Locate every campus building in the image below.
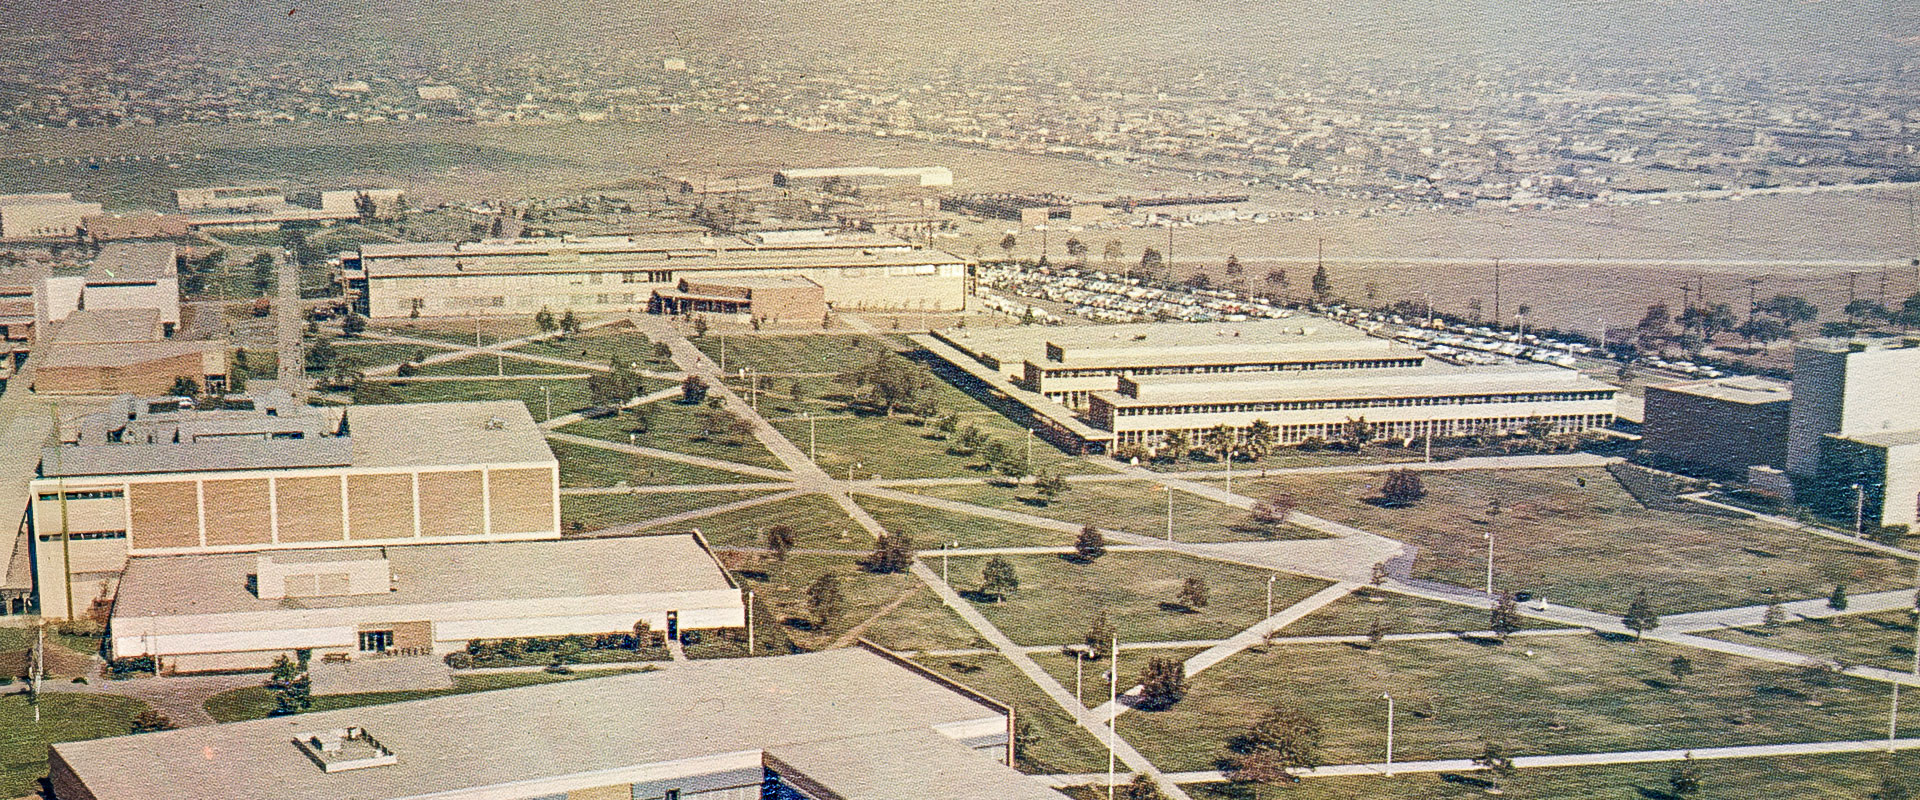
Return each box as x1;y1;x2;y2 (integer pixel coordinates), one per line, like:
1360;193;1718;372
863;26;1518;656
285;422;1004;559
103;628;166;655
920;320;1616;454
0;193;102;240
108;534;744;673
30;308;227;396
26;394;558;619
340;233;967;319
775;165;954;188
1088;364;1617;450
35;242;181;333
49;645;1050;800
1786;337;1920;528
647;276;827;324
1642;375;1793;479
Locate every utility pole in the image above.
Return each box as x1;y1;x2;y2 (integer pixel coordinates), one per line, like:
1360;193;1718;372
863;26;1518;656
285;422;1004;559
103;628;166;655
1484;530;1495;599
1745;277;1762;323
1383;692;1395;776
1166;484;1174;541
1107;634;1118;800
51;406;74;620
746;590;755;654
1266;573;1277;618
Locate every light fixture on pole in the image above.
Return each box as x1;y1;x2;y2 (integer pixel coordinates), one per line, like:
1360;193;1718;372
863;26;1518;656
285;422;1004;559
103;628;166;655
1484;530;1494;599
1382;692;1395;776
746;590;755;655
1854;483;1866;536
1165;484;1174;541
1266;573;1277;618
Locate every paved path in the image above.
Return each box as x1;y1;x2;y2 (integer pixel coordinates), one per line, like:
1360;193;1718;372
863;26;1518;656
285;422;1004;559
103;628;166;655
1659;587;1919;632
63;671;263;727
1039;736;1920;786
1148;452;1622;481
1088;582;1359;719
544;431;795;481
561;483;790;495
568;489;805;538
366;372;594;382
539;386;682;430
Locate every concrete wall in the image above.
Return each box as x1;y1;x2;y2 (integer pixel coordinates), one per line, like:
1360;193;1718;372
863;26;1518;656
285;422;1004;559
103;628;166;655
365;263;965;319
1094;395;1616;447
34;350;213;396
1642;387;1791;479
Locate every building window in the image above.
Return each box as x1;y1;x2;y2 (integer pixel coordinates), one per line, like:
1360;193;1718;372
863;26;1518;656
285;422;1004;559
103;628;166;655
358;631;394;653
38;530;127;542
38;489;124;502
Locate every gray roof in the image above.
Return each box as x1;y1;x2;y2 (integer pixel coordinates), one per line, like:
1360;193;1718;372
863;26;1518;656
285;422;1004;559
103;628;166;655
52;647;1014;800
1108;364;1612;405
112;534;734;620
767;728;1059;800
47;308;161;344
85;242;176;284
344;401;553;469
940;318;1370;373
1835;428;1920;449
1649;375;1792;405
42;437;353;477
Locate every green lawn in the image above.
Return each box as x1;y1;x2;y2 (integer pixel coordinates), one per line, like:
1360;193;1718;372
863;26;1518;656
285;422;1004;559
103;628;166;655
1230;468;1912;614
203;667;656;723
767;411;1097;480
1032;647;1211;710
1147;450;1425;473
552;439;773;488
690;333;883;374
715;553;981;656
329;340;451;372
668;493;863;551
1282;588;1518;638
0;692;152;798
916;481;1322;544
561;490;780;532
1119;633;1920;772
560;402;788;471
941;552;1331;646
854;494;1074;549
385;377;589;421
1700;611;1919;673
1178;750;1920;799
912;653;1113;775
371;316;541;348
511;327;659;368
0;627;105;657
413;354;584;376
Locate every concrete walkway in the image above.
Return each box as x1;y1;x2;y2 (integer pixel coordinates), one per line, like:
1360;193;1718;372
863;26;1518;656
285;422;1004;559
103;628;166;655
569;489;805;538
544;431;796;481
560;483;791;495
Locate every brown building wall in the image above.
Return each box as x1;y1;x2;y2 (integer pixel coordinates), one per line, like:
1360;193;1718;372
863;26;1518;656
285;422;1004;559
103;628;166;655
749;284;827;324
1642;387;1792;479
275;475;346;543
45;749;101;800
417;469;485;536
36;355;196;396
127;481;200;549
201;478;272;546
347;472;415;540
488;467;556;534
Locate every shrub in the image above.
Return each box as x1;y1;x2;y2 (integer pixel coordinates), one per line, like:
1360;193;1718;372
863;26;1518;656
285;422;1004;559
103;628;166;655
443;652;474;669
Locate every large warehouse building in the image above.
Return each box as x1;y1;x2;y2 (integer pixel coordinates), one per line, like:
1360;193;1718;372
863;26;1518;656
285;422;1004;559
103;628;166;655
108;534;744;672
27;393;558;619
340;232;967;319
0;193;102;240
50;646;1052;800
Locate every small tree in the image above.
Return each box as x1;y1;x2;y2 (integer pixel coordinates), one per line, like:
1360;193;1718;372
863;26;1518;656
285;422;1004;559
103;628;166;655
1175;577;1210;611
860;532;915;574
168;376;200;399
341;313;367;337
559;309;582;336
1074;523;1107;562
1378;469;1426;506
1473;742;1517;793
934;412;959;440
267;654;311;716
1136;657;1187;710
1490;592;1522;642
1762;601;1787;628
806;572;844;628
1829;584;1849;611
1623;590;1660;641
1311;263;1333;300
691;315;710;337
979;556;1018;602
130;709;175;733
1668;752;1701;796
998;233;1017;260
1085;611;1117;659
765;525;796;560
1669;654;1695;685
535;306;558;334
1250;493;1295;527
1121;774;1165;800
1225;706;1323;783
680;375;709;404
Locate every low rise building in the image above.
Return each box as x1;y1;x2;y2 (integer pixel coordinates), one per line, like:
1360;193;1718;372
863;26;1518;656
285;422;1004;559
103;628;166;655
35;242;180;332
1642;376;1793;479
50;645;1048;800
27;395;558;619
174;185;285;212
108;533;744;672
776;165;954;188
0;193;102;240
30;308;227;396
343;233;967;318
648;275;826;324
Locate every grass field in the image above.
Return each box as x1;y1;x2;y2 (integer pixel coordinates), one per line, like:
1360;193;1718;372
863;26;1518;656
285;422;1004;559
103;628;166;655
663;492;862;551
0;627;106;657
1282;587;1520;638
1173;749;1920;799
715;552;981;655
1117;633;1920;772
689;333;882;375
1031;647;1212;710
552;439;774;487
328;341;448;372
911;653;1113;775
916;481;1321;544
560;401;788;471
413;354;584;376
767;410;1097;480
202;667;652;723
854;494;1074;549
0;692;153;798
1229;468;1912;614
560;490;780;532
511;327;661;368
372;316;542;348
939;552;1331;646
385;377;589;421
1701;611;1919;673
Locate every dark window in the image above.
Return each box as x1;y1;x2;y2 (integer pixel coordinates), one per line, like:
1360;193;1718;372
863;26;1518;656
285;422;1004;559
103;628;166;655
358;631;394;653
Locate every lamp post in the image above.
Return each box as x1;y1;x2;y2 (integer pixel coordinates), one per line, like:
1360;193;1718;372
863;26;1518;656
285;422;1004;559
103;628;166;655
1484;530;1495;599
1107;634;1118;800
746;589;755;655
1266;573;1277;618
1383;692;1395;776
1854;483;1866;536
849;461;861;483
1165;484;1174;541
942;540;958;585
802;412;816;462
541;385;552;422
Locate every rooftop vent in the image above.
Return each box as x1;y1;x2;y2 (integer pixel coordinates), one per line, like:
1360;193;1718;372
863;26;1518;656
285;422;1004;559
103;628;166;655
483;417;506;431
294;727;397;773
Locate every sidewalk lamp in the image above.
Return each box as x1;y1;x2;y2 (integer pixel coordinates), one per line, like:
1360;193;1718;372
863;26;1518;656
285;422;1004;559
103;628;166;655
1266;573;1278;618
848;461;862;483
541;384;552;422
1484;530;1495;599
1166;484;1175;541
941;539;959;585
1382;692;1395;776
1854;483;1865;536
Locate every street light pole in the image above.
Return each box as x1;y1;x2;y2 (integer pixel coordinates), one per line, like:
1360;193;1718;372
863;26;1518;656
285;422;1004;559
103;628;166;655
1484;531;1494;599
746;590;755;655
1107;634;1118;800
1855;483;1866;536
808;413;816;462
1166;484;1174;541
1266;573;1277;618
542;385;551;422
1383;692;1395;776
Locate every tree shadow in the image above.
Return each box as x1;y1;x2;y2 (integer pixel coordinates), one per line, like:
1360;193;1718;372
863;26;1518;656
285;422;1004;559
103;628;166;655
1016;496;1051;508
1635;788;1681;800
1158;602;1200;614
734;569;770;582
1439;774;1494;789
781;617;816;631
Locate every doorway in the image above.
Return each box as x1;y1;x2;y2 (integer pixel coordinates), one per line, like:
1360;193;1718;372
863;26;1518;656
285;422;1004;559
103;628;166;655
665;611;678;641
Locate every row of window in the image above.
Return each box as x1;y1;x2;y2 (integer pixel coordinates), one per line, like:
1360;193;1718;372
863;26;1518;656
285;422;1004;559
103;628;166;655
37;530;127;542
1109;391;1615;417
1110;414;1614;446
1044;359;1420;380
37;489;124;502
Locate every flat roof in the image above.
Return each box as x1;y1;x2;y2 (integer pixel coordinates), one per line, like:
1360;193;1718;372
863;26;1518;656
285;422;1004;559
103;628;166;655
345;401;553;469
359;232;914;260
1649;375;1792;405
112;534;731;619
53;647;1012;800
1107;364;1611;405
940;319;1372;372
1836;428;1920;449
36;339;221;370
361;246;963;279
43;436;354;477
1039;342;1413;371
48;308;162;344
1797;336;1920;354
85;242;176;284
767;727;1057;800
